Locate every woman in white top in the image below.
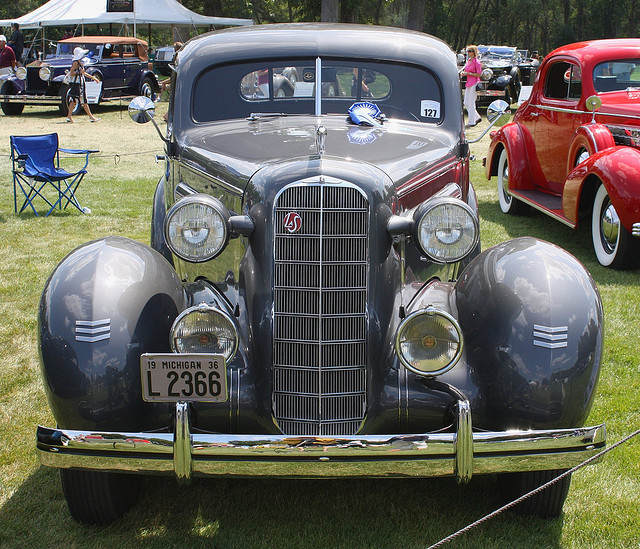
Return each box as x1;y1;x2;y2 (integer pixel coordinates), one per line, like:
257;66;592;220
66;47;101;123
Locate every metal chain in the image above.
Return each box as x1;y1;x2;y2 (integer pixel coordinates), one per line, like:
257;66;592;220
426;427;640;549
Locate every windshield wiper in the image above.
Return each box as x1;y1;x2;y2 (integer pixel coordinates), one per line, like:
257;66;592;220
247;112;290;121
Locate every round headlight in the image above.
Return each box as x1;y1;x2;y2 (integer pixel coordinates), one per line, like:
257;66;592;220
413;198;478;263
39;66;51;81
481;68;493;81
395;307;463;376
165;195;229;262
15;66;27;80
171;304;238;361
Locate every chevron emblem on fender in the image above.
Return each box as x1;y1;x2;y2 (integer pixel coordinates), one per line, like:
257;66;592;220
75;319;111;343
533;324;568;349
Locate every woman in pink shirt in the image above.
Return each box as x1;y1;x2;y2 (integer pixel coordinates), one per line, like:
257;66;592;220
462;45;482;128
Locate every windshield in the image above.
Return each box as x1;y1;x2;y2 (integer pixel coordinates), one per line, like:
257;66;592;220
478;46;516;62
55;43;102;59
593;59;640;92
193;57;444;124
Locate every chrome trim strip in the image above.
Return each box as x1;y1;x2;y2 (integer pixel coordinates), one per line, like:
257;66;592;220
632;222;640;237
37;423;605;481
532;103;640;121
533;324;568;349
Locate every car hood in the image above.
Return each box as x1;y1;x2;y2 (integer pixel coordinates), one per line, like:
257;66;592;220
598;90;640;121
176;116;461;190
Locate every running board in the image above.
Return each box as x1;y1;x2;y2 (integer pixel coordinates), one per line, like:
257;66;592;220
510;189;576;228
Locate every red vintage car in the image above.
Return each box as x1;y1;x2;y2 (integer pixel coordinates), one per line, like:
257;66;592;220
485;39;640;269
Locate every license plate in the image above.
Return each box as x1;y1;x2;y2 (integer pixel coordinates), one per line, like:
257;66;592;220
140;353;228;402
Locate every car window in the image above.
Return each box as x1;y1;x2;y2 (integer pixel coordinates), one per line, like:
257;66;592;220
593;59;640;92
544;61;581;100
195;58;442;123
240;66;391;101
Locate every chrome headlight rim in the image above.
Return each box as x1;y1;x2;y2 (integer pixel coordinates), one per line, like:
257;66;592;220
395;307;463;377
165;194;230;263
15;66;27;80
170;303;239;362
412;197;479;263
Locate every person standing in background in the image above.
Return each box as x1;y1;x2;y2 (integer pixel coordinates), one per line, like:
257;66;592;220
462;45;482;128
0;35;16;74
8;23;23;65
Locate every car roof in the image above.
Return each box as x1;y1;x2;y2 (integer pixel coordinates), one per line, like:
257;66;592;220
59;36;148;47
178;23;455;69
547;39;640;63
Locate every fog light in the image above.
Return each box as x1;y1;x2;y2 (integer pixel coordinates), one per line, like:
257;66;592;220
171;303;238;361
396;307;463;376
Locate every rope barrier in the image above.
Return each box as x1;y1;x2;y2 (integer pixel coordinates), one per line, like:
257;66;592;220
426;427;640;549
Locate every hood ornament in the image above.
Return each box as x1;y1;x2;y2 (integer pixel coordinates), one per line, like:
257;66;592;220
316;125;327;156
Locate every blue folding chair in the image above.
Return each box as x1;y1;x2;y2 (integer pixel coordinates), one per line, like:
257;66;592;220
10;133;97;217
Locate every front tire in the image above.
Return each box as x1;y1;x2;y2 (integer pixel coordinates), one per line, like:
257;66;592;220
0;82;24;115
59;84;81;116
140;76;155;99
591;183;640;269
498;469;572;518
497;149;528;215
60;469;142;524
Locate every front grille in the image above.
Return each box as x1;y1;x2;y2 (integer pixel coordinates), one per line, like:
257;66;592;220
26;68;47;93
273;184;369;436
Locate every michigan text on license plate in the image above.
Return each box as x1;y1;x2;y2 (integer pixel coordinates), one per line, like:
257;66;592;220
140;353;228;402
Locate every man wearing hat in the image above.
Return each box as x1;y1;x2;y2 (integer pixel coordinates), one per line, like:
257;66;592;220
0;35;16;75
66;46;101;122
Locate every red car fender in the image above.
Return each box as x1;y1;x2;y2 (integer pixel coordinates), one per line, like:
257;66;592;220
486;122;542;192
566;123;615;175
564;146;640;230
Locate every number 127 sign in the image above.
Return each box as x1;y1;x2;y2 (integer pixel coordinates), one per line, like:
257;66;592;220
140;353;228;402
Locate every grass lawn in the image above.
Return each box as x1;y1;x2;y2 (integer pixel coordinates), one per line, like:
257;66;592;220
0;102;638;549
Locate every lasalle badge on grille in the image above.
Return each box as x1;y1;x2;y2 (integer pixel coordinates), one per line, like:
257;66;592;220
283;212;302;233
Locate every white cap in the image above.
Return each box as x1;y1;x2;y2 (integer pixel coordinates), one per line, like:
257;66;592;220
72;47;88;61
0;35;6;42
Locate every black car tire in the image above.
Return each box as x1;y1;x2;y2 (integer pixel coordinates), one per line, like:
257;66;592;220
140;76;155;99
59;84;81;116
498;469;572;518
497;149;528;215
0;82;25;115
591;182;640;269
60;469;142;525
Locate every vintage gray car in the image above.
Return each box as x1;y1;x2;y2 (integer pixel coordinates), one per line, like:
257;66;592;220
36;24;605;524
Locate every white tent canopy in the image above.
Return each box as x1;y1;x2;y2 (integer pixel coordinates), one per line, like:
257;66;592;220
0;0;252;30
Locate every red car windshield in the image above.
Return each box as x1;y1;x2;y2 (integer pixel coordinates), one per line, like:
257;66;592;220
593;59;640;92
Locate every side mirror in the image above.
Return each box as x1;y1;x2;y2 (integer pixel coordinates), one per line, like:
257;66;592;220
128;95;155;124
487;99;511;127
467;99;511;144
128;96;169;143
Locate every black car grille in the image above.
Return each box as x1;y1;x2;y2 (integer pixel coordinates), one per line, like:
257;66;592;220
273;184;369;436
26;67;48;93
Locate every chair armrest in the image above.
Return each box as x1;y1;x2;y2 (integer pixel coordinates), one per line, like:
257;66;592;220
59;148;99;154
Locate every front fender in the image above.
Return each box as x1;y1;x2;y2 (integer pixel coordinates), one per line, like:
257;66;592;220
38;236;186;430
486;122;541;191
565;146;640;230
566;123;615;174
454;237;603;430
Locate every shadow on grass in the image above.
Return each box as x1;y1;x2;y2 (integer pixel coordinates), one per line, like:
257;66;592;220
0;467;565;549
478;200;640;285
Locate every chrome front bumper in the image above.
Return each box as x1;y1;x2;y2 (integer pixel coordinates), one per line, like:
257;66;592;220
37;401;606;484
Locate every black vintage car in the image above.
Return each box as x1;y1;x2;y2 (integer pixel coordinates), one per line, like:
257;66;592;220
36;24;605;524
0;36;159;115
460;45;538;106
